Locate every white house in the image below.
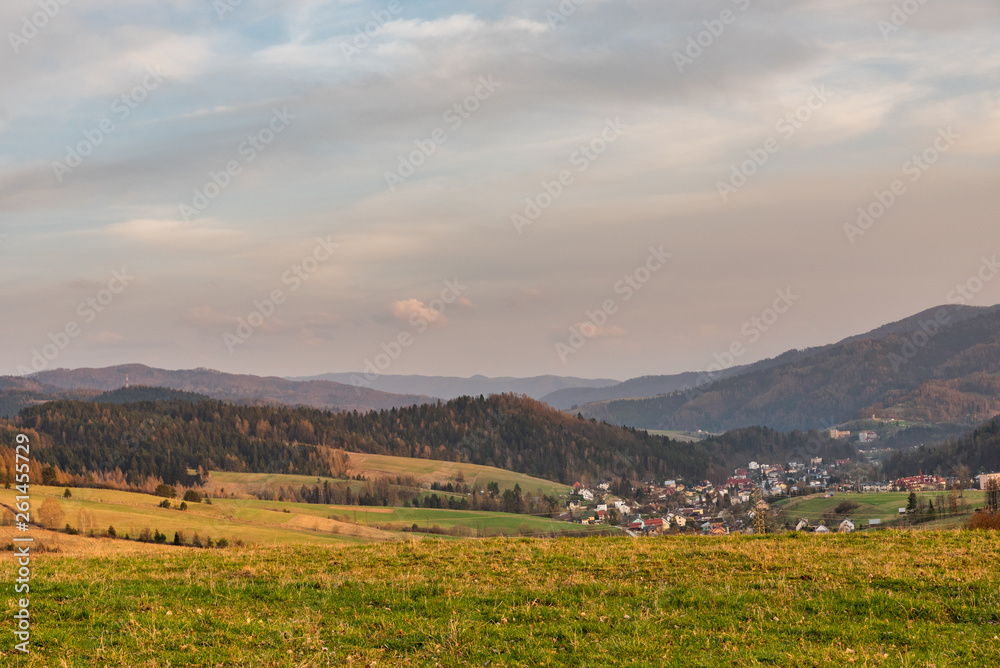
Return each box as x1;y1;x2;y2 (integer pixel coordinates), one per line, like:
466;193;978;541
838;519;855;533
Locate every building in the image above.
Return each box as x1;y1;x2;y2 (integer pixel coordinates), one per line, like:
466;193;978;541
895;473;946;491
858;431;878;443
828;429;851;440
978;472;1000;490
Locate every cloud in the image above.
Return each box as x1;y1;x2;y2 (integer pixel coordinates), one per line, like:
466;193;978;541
391;298;447;325
99;219;239;248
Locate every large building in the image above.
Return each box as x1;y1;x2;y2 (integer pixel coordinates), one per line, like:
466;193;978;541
895;473;946;491
978;472;1000;490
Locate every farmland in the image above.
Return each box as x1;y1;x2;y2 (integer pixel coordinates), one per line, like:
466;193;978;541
206;454;569;500
773;490;987;529
2;531;999;666
0;484;598;549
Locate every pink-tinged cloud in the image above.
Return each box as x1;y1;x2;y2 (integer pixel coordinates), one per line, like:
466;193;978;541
392;299;447;325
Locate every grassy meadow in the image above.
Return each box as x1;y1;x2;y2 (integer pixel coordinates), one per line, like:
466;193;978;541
773;491;987;529
2;531;999;666
0;484;599;549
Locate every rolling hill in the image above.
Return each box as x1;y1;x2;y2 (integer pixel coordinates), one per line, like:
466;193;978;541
288;372;620;401
574;305;1000;432
8;363;432;414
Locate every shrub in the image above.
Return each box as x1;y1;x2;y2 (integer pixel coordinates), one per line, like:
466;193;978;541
969;511;1000;531
183;490;202;504
138;527;153;542
192;533;203;548
835;501;860;515
155;484;177;498
215;537;229;548
63;488;72;498
153;530;167;543
159;499;171;509
179;502;188;511
107;526;117;538
63;523;79;535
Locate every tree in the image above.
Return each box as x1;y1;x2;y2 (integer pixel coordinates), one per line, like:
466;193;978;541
907;492;918;512
37;498;65;529
183;490;202;503
63;488;72;498
155;484;177;499
41;465;58;486
954;465;971;497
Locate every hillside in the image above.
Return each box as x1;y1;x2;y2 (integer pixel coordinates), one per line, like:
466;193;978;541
577;305;1000;431
9;533;1000;666
542;304;998;410
1;393;853;490
883;414;1000;479
15;363;433;413
291;372;620;400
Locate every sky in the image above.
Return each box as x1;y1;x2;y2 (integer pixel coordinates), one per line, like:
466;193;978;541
2;0;1000;381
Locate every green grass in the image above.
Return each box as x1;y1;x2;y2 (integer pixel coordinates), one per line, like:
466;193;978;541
3;532;999;666
773;491;986;528
1;485;594;547
208;458;569;499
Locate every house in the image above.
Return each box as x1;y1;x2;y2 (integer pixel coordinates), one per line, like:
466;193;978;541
643;518;665;535
596;503;607;512
828;429;851;440
580;489;595;501
858;431;878;443
794;518;810;532
838;518;855;533
814;524;831;534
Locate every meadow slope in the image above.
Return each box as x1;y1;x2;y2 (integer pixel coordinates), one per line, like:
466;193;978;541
2;532;998;667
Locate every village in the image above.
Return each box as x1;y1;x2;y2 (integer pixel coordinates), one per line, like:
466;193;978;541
564;457;1000;536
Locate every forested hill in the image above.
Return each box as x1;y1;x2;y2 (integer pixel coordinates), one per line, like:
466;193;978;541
1;393;852;489
577;306;1000;432
3;394;703;487
883;415;1000;479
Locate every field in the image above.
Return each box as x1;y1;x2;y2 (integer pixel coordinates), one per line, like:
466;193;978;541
773;491;987;529
2;531;999;666
0;485;597;548
644;429;709;442
208;456;569;498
